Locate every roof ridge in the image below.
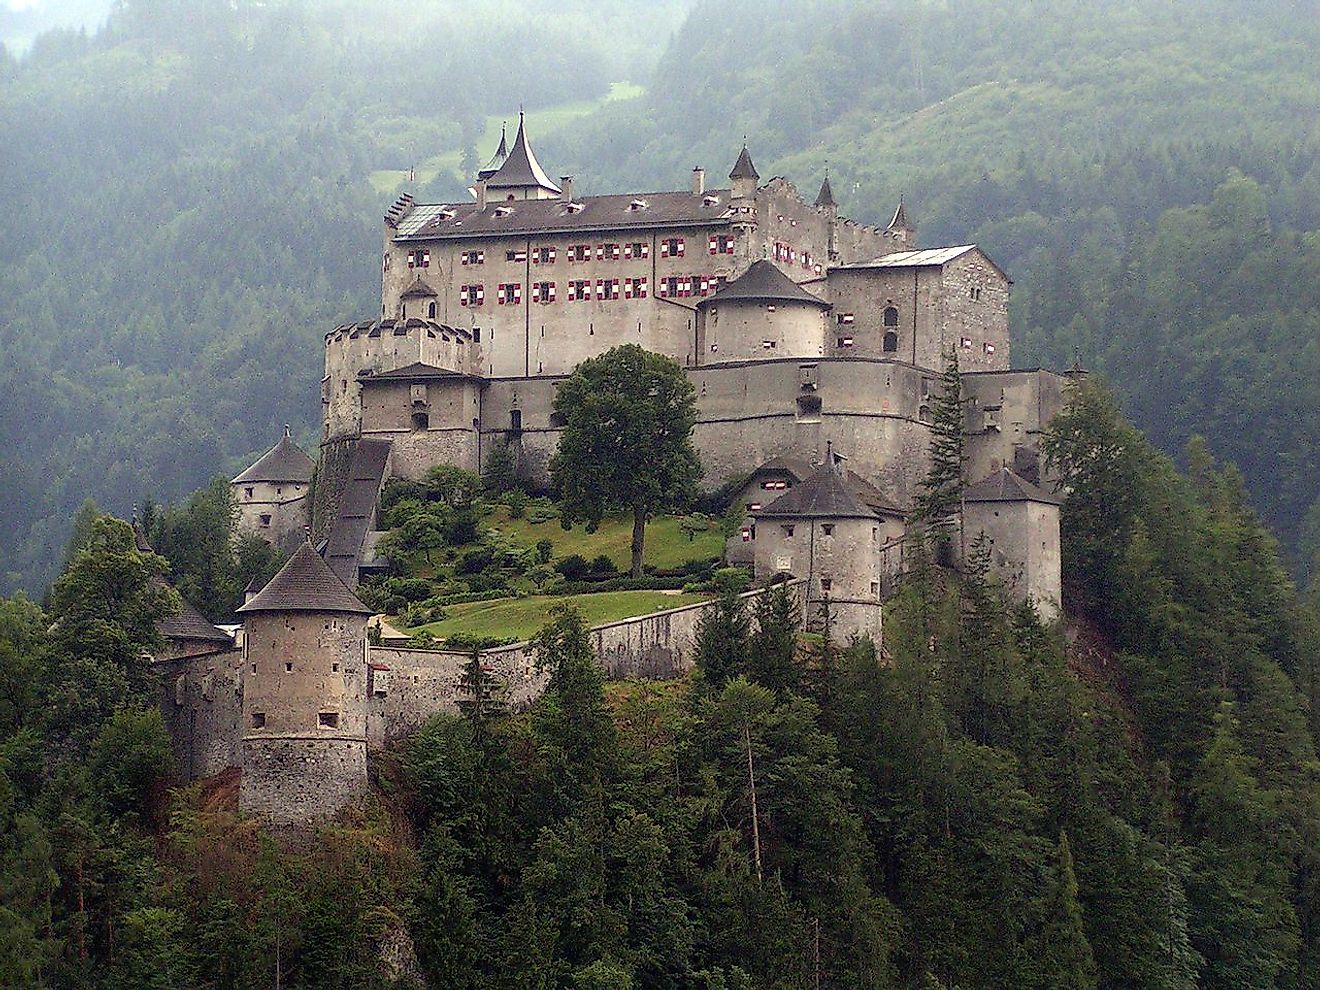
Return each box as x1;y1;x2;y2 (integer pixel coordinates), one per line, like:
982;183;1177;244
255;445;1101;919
238;542;373;615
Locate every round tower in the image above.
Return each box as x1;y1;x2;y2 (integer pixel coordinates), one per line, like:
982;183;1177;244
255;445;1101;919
696;260;831;363
236;542;374;830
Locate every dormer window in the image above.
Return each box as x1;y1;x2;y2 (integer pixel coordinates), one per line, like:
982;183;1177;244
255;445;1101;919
703;195;720;207
493;206;514;217
565;202;585;214
629;199;649;211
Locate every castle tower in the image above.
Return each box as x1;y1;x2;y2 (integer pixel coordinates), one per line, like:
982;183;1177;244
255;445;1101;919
482;112;562;201
729;143;759;203
236;542;374;830
885;197;917;250
231;427;314;549
815;172;838;261
476;122;509;181
961;468;1062;622
696;260;831;362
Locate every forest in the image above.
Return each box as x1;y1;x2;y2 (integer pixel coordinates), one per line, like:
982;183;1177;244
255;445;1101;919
2;377;1319;989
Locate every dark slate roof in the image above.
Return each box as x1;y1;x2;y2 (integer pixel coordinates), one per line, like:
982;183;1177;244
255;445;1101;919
238;542;372;615
476;123;509;181
753;455;814;481
231;431;314;485
325;439;392;587
845;471;905;517
700;260;830;309
889;198;913;230
754;466;878;519
963;468;1063;505
393;188;735;241
814;176;836;208
363;362;481;383
133;522;154;554
484;113;561;194
159;592;233;643
729;145;759;180
400;276;438;299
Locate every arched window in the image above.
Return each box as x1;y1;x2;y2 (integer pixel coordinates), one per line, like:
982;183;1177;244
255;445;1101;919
883;330;899;353
883;306;899;328
427;300;436;319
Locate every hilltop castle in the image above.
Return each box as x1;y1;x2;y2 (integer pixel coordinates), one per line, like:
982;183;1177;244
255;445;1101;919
162;116;1071;829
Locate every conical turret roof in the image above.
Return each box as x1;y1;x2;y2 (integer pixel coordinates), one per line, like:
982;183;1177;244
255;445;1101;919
888;197;913;230
963;468;1062;505
231;429;314;485
814;175;836;208
237;542;373;615
484;113;561;194
477;122;509;180
699;260;830;308
729;144;759;180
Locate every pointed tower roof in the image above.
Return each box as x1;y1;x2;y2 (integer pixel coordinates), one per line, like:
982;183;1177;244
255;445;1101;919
888;197;913;230
231;428;314;485
484;113;561;194
814;174;836;208
963;468;1062;506
754;464;879;519
699;259;830;309
477;122;509;180
729;144;759;180
237;542;373;615
133;524;233;643
400;276;438;299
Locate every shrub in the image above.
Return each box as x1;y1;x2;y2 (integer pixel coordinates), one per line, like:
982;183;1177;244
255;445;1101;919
456;546;495;575
444;632;518;651
527;502;559;524
504;489;529;519
386;577;435;602
535;539;554;564
555;554;592;580
589;554;618;576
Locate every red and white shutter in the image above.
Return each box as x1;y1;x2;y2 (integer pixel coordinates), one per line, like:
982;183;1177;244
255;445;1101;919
709;236;718;255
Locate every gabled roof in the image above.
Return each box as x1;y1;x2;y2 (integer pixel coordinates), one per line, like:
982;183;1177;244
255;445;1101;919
888;198;913;230
484;113;561;194
400;276;438;299
754;465;878;519
476;123;509;181
238;542;373;615
729;145;760;181
700;260;830;309
393;188;734;241
963;468;1062;505
837;245;977;270
845;471;905;517
159;594;233;643
231;430;314;485
752;456;814;481
363;362;481;383
814;175;836;208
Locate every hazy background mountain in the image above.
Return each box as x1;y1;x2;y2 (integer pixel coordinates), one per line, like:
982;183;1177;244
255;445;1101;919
2;0;1319;593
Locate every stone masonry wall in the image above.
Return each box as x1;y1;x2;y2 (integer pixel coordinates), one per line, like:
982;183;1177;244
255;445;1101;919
155;648;244;781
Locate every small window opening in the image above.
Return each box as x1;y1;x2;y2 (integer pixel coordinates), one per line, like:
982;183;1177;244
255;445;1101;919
332;663;340;673
284;662;293;673
883;330;899;353
412;411;429;431
427;301;436;319
822;524;834;536
820;578;832;593
510;409;522;432
259;514;272;526
244;487;254;499
883;306;899;328
319;712;340;729
250;712;266;729
783;525;795;538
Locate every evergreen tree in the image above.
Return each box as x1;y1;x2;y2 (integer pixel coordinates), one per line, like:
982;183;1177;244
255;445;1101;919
695;590;750;687
747;585;800;695
912;347;965;553
1033;830;1098;990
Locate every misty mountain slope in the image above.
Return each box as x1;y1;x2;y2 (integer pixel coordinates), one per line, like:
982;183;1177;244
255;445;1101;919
552;0;1320;577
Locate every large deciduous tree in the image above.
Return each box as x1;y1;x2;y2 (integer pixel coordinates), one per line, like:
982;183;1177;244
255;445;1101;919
550;344;701;578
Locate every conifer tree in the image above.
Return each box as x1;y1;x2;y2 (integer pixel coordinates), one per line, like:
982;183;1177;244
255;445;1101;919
913;347;965;552
456;650;507;733
695;590;751;687
1037;830;1099;990
747;585;801;694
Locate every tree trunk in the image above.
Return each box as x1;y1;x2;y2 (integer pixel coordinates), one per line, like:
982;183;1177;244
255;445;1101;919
631;504;646;578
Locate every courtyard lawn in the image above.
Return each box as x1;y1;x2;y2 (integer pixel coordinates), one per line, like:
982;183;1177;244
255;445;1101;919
405;590;712;642
486;506;725;572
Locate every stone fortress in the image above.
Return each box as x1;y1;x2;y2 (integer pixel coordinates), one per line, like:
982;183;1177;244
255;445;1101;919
154;116;1072;828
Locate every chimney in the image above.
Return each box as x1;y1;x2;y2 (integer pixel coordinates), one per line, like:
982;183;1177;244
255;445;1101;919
692;167;705;196
560;175;574;202
475;179;487;210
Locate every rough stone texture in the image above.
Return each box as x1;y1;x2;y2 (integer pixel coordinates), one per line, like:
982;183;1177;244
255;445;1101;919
310;436;360;543
962;369;1069;488
239;610;370;826
360;377;482;477
698;296;829;364
962;500;1062;621
154;648;244;781
233;479;309;548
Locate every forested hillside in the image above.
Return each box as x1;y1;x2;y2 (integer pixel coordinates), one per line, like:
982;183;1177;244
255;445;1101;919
553;0;1320;582
3;0;1319;593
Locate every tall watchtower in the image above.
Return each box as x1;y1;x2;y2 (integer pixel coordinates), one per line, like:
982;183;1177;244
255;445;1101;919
236;542;374;830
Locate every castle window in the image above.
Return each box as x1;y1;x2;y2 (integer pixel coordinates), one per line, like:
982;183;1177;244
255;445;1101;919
961;337;973;350
532;246;555;264
318;712;340;729
568;244;591;263
822;524;834;536
883;306;899;328
598;278;620;300
660;237;685;258
461;250;484;266
710;234;735;255
509;409;522;432
598;243;621;261
748;502;762;511
741;527;752;542
970;286;982;301
460;284;484;307
820;578;832;593
412;411;429;431
284;662;293;672
762;340;777;349
332;663;340;673
883;331;899;352
251;712;266;729
407;249;430;269
497;283;522;305
872;527;878;540
473;328;481;342
919;404;931;423
837;313;855;325
531;281;556;303
506;248;528;263
984;342;996;355
567;279;591;302
427;301;437;319
624;242;649;260
762;480;788;490
259;514;272;527
783;525;795;538
244;487;253;499
871;582;879;596
838;336;854;348
624;277;648;298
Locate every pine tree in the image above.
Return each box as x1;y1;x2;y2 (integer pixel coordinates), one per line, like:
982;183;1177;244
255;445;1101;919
1036;830;1099;990
913;347;965;553
695;590;751;687
747;585;800;694
455;649;507;733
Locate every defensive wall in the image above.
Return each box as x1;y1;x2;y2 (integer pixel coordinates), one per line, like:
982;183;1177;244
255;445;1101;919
157;581;809;781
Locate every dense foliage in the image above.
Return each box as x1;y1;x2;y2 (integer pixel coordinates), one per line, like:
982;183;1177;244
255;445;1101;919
1;381;1318;987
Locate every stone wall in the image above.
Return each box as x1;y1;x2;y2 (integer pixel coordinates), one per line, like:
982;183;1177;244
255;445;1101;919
361;377;483;477
238;737;368;831
962;369;1069;487
310;436;360;543
154;648;244;781
698;297;829;363
233;479;309;548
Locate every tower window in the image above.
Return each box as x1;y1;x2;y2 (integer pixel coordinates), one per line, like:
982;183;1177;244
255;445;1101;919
318;712;340;729
783;525;795;538
883;331;899;353
284;662;293;673
822;524;834;536
250;712;266;729
244;487;254;499
412;411;429;431
259;514;272;527
820;578;832;593
427;301;436;319
883;306;899;328
510;409;522;432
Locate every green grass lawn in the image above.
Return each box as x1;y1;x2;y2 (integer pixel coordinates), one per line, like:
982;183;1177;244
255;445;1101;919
369;82;645;193
407;590;711;641
486;506;725;572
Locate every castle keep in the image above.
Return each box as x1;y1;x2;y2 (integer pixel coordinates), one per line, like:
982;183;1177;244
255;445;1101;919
172;115;1069;828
